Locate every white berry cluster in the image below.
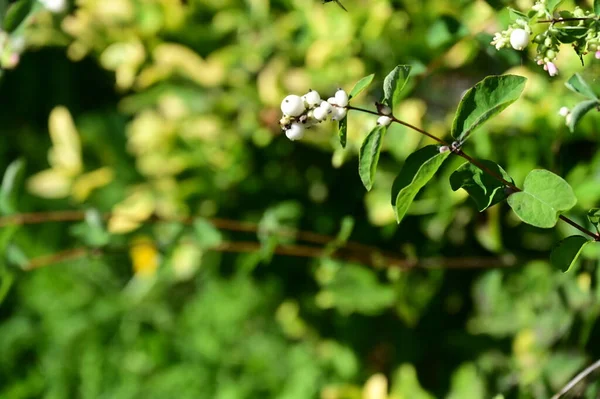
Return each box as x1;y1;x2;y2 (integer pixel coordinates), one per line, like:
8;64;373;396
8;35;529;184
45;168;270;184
559;106;572;126
491;19;531;51
280;89;349;141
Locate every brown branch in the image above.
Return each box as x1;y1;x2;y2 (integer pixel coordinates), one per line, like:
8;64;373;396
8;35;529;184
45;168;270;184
23;241;517;271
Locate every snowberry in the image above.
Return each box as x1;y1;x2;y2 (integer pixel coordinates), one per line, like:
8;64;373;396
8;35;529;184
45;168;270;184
334;89;349;107
303;90;321;107
320;101;333;113
377;116;392;126
558;107;570;117
313;106;328;121
285;123;305;141
439;146;450;153
327;97;337;105
331;107;347;121
281;95;306;117
510;29;530;51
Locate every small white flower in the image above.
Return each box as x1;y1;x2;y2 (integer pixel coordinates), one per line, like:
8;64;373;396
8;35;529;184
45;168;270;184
281;95;306;117
544;61;558;77
558;107;570;117
334;89;349;107
377;116;392;126
510;29;530;51
319;101;333;113
312;106;328;121
331;107;347;121
285;123;305;141
39;0;67;13
303;90;321;107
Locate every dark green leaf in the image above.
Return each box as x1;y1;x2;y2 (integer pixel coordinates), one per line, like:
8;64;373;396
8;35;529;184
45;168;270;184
391;145;451;224
449;160;514;211
507;169;577;228
382;65;411;111
338;115;348;148
0;158;26;215
555;26;588;44
567;100;599;133
587;208;600;226
349;74;374;99
193;218;223;249
451;75;526;143
550;235;589;272
565;74;599;100
3;0;33;32
0;271;14;307
358;125;386;191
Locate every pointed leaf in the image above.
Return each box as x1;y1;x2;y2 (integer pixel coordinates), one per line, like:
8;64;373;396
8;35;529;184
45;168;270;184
507;7;528;21
507;169;577;228
449;160;514;211
565;73;599;100
550;235;590;272
338;115;348;148
391;145;451;224
349;74;374;99
3;0;33;32
0;158;26;215
382;65;411;110
451;75;526;143
587;208;600;228
567;100;598;133
359;125;386;191
547;0;564;12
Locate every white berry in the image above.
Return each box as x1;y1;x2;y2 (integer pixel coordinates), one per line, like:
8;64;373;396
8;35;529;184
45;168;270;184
319;101;333;113
334;89;349;107
510;29;530;51
331;107;347;121
304;90;321;107
285;123;305;141
558;106;570;117
313;106;328;121
281;95;306;117
377;116;392;126
327;97;337;105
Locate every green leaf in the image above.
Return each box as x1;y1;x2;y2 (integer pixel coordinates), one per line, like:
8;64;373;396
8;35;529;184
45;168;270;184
358;125;387;191
595;0;600;15
349;74;374;99
3;0;33;32
0;158;26;215
193;218;223;249
554;26;588;44
338;115;348;148
391;145;451;224
451;75;526;143
565;74;599;100
0;270;14;307
567;100;599;133
449;160;514;211
587;208;600;228
426;15;469;49
507;169;577;228
547;0;564;12
382;65;411;111
507;7;528;21
550;235;590;272
325;216;355;256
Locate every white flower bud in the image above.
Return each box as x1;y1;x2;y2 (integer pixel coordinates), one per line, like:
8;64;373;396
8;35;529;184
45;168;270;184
281;95;306;117
439;146;450;153
304;90;321;107
319;101;333;113
312;106;328;121
558;107;570;117
331;107;347;121
334;89;349;107
285;123;305;141
327;97;337;105
510;29;530;51
377;116;392;126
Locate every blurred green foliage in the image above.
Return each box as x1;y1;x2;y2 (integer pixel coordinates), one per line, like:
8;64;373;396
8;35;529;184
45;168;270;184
1;0;600;398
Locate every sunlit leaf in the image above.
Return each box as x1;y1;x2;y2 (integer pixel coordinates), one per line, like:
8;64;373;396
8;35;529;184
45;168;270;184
565;74;599;100
0;158;26;215
359;125;386;191
449;160;514;211
391;145;450;224
349;74;374;99
451;75;526;143
507;169;577;228
550;235;590;272
193;218;223;249
382;65;411;111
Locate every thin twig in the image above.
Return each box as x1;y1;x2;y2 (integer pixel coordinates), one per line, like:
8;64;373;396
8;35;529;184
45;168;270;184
551;359;600;399
538;17;596;23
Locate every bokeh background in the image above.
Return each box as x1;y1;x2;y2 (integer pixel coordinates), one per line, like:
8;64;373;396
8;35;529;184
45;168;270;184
1;0;600;397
